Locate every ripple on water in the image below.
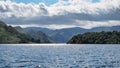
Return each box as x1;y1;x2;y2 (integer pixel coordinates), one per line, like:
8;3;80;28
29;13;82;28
0;44;120;68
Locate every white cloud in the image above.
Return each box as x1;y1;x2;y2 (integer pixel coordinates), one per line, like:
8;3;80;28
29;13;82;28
0;0;120;29
11;24;77;30
76;20;120;29
0;0;48;18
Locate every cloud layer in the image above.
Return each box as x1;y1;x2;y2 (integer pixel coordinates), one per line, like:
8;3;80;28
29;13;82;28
0;0;120;29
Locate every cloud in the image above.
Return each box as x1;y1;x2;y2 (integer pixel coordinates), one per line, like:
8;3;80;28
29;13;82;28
0;0;120;29
0;0;48;18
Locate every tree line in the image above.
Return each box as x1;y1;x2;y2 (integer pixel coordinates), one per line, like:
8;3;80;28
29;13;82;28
67;31;120;44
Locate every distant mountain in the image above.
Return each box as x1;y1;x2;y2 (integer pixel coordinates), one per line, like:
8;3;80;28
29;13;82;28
90;26;120;32
25;27;88;43
25;26;120;43
25;27;53;34
67;31;120;44
15;26;54;43
49;27;88;43
0;21;33;43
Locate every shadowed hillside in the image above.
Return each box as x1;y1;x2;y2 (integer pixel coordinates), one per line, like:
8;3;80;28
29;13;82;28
0;21;33;43
0;21;54;43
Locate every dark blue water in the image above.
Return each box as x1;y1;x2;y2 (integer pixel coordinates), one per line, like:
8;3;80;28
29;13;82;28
0;44;120;68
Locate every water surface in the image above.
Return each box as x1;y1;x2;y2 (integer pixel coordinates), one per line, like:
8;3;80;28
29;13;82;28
0;44;120;68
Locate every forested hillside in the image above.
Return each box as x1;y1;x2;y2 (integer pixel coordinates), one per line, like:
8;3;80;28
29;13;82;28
67;31;120;44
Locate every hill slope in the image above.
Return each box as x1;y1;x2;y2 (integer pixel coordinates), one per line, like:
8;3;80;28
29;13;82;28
0;21;32;43
67;31;120;44
15;26;54;43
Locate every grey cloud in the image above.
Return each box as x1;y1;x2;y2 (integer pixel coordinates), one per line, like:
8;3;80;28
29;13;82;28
4;7;120;24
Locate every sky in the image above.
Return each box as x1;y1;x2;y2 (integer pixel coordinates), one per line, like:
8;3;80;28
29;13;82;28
0;0;120;29
12;0;58;6
12;0;100;5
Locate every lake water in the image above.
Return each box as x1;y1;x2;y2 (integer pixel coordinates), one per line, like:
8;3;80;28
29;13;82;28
0;44;120;68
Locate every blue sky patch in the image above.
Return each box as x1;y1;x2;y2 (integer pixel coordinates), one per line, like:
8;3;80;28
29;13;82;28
13;0;100;6
92;0;100;3
13;0;58;6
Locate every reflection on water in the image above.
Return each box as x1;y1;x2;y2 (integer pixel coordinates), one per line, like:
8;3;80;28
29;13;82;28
0;44;120;68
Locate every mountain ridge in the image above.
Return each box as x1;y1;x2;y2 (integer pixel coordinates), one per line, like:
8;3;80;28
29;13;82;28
0;21;33;43
15;26;54;43
25;26;120;43
0;21;54;43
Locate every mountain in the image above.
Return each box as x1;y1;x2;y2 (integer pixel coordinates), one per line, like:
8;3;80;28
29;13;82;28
90;26;120;32
49;27;88;43
25;26;120;43
25;27;53;34
0;21;33;43
15;26;54;43
25;27;88;43
67;31;120;44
